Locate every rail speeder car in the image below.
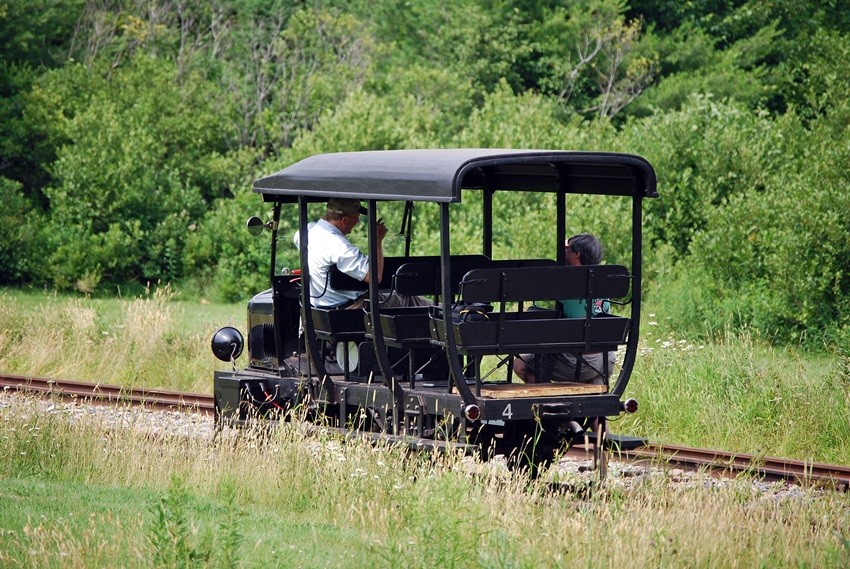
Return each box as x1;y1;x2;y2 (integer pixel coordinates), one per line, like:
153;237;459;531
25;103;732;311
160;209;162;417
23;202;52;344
212;149;658;470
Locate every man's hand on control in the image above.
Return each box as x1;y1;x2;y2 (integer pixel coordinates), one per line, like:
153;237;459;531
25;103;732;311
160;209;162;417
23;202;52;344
376;218;389;241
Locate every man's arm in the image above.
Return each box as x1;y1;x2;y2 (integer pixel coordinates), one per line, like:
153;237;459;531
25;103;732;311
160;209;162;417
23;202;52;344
361;218;388;284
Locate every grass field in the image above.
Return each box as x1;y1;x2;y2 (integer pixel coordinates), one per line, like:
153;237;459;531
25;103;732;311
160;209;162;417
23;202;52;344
0;287;244;393
1;398;848;568
0;286;244;336
1;289;850;567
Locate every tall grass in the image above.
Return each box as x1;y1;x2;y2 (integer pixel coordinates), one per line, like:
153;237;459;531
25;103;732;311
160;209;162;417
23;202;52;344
620;322;850;463
1;397;849;568
0;288;242;392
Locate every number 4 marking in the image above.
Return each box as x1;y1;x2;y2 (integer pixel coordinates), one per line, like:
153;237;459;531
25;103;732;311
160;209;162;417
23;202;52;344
502;404;513;420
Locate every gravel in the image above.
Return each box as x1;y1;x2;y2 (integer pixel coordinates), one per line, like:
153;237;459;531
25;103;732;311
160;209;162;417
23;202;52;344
0;389;817;500
1;389;217;440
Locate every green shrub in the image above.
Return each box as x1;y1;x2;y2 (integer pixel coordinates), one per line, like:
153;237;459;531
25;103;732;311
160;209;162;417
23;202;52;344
663;102;850;345
0;178;49;284
287;87;444;161
183;189;272;303
619;95;792;258
31;54;242;292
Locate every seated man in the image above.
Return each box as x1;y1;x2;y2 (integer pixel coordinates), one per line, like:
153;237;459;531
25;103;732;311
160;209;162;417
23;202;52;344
294;198;429;309
512;233;617;385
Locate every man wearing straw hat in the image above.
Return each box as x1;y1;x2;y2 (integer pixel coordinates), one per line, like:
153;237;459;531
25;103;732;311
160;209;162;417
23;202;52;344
295;198;429;310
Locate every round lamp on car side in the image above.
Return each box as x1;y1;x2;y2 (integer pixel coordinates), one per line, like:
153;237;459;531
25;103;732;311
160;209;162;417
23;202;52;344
211;327;244;362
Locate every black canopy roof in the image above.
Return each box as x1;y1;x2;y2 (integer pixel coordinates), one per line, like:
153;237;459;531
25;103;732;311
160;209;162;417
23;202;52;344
253;149;658;202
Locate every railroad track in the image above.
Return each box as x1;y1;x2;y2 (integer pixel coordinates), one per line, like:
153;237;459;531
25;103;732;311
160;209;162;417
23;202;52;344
2;373;848;490
0;373;215;414
621;443;850;488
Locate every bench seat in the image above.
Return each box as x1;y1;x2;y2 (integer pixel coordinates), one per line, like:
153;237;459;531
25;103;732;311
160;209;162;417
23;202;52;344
432;312;628;354
375;306;432;345
311;307;366;340
431;264;632;356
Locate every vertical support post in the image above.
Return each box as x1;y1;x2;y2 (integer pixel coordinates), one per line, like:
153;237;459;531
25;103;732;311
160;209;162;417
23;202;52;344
298;197;334;400
483;186;493;259
441;202;476;403
401;200;414;258
366;199;405;434
556;189;566;264
611;195;643;396
269;202;281;284
269;202;287;375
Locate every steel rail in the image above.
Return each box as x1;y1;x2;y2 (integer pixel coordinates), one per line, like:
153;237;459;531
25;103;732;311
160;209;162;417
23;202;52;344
0;373;214;413
2;373;847;488
619;443;850;489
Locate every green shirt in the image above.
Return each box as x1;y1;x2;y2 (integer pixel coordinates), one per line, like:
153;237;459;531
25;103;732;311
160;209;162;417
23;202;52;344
559;298;610;318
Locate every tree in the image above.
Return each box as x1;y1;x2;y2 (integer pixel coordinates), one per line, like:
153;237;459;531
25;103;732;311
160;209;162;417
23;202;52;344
33;53;243;291
0;0;85;201
525;0;657;118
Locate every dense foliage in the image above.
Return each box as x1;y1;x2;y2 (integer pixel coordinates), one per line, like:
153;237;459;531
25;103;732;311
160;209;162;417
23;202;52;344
1;0;849;349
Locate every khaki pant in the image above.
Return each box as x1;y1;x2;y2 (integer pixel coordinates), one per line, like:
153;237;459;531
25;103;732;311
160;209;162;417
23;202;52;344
519;351;617;385
345;291;432;310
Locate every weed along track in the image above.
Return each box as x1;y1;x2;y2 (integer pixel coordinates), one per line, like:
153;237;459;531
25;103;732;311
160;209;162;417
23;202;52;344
3;373;848;491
